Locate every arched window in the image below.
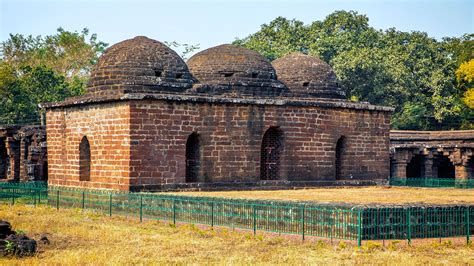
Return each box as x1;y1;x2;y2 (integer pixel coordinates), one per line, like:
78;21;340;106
260;127;283;180
185;132;200;183
79;136;91;181
335;136;346;180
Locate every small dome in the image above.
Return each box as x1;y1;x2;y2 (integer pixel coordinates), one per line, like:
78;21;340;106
272;52;346;99
187;44;286;97
87;36;194;95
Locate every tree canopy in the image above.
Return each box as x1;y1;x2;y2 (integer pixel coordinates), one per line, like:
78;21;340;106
0;28;107;124
234;11;473;130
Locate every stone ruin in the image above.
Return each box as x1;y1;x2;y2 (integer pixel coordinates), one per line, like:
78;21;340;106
390;130;474;180
0;220;37;257
0;125;47;182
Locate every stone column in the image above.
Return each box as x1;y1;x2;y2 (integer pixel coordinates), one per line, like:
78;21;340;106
455;164;469;180
19;137;28;182
423;156;434;178
5;137;20;181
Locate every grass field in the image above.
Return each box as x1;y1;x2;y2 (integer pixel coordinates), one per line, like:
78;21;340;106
173;186;474;205
0;204;473;265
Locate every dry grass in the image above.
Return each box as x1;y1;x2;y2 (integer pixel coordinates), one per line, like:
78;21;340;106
172;186;474;205
0;204;473;265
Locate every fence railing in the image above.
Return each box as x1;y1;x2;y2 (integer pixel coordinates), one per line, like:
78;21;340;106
0;182;472;246
390;177;474;189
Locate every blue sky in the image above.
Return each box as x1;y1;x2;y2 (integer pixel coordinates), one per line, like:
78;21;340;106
1;0;473;55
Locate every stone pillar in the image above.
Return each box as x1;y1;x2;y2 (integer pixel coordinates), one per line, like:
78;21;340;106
392;161;408;178
390;149;413;178
19;137;28;181
5;137;20;181
423;156;434;178
455;164;469;180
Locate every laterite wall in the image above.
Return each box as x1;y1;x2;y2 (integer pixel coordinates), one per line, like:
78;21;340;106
46;102;131;190
46;99;390;191
128;99;391;190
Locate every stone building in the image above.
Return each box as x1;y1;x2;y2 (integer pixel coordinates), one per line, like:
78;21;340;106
41;36;392;191
0;125;47;182
390;130;474;180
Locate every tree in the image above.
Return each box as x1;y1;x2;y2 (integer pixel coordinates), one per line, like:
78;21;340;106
0;28;107;124
234;11;472;130
0;64;83;124
1;28;107;80
164;41;200;61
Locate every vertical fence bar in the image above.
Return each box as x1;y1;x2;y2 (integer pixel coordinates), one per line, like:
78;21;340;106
407;208;411;245
140;195;143;223
211;201;214;228
173;198;176;225
56;190;59;210
253;204;257;236
357;208;362;247
109;193;112;217
301;204;305;241
82;191;85;210
467;207;470;244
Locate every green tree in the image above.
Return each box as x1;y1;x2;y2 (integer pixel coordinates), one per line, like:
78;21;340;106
0;28;107;124
234;11;472;130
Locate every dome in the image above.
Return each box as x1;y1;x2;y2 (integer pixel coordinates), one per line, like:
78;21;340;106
272;52;346;99
187;44;287;97
87;36;194;95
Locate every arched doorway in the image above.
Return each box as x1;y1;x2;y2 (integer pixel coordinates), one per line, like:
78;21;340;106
436;155;455;179
185;132;200;183
0;139;7;179
79;136;91;181
335;136;346;180
260;127;283;180
406;154;424;178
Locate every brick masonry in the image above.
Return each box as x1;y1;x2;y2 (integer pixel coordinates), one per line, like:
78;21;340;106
41;36;393;191
45;97;391;191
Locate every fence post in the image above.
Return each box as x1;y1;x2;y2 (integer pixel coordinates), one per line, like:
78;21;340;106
33;189;37;207
211;201;214;228
253;204;257;236
357;208;362;247
467;207;470;244
140;195;143;223
407;208;411;245
56;190;59;210
173;198;176;225
301;204;305;241
82;191;85;210
109;193;112;217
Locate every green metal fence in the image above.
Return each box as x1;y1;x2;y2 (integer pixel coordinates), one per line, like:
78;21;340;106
0;182;472;246
390;177;474;188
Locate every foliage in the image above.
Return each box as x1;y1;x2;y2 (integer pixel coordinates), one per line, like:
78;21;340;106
164;41;200;61
234;11;473;130
0;28;106;124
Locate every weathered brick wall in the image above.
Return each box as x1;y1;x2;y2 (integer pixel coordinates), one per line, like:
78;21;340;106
46;102;131;190
129;100;391;190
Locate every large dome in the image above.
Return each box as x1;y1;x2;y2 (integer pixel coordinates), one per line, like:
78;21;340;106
187;44;286;97
87;36;194;95
272;52;346;99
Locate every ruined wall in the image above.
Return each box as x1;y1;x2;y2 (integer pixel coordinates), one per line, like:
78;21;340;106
0;125;46;182
46;102;131;190
128;99;391;190
390;130;474;179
